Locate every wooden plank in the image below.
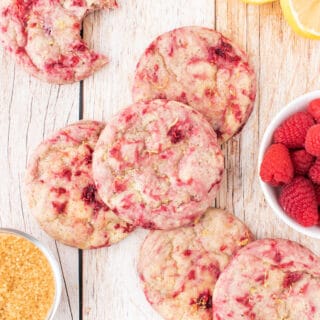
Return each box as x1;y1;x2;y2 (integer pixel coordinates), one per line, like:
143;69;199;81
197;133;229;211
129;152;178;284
216;0;320;255
82;1;214;319
0;48;80;319
258;1;320;254
215;0;253;222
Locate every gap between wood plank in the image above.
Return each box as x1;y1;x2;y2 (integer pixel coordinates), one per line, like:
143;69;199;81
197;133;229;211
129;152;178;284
78;249;83;320
78;79;84;320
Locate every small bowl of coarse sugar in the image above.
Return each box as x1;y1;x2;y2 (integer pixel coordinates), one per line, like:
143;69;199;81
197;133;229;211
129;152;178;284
0;228;62;320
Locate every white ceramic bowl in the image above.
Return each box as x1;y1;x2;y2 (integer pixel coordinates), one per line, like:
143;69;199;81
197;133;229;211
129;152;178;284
0;228;62;319
258;90;320;239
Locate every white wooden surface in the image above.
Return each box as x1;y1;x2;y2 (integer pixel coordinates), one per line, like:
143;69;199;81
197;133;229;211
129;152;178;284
0;54;80;318
83;1;214;319
0;1;320;319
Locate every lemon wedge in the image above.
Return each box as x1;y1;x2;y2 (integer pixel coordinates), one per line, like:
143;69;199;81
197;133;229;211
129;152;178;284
241;0;276;4
280;0;320;39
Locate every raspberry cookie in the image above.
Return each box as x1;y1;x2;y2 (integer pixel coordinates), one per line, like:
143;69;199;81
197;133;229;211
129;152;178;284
138;208;253;320
25;120;134;249
0;0;116;84
212;239;320;320
133;26;256;143
93;99;224;230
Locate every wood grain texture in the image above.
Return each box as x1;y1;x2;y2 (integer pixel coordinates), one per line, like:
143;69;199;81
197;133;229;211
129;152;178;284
82;1;320;319
0;0;320;319
82;1;214;319
0;49;80;319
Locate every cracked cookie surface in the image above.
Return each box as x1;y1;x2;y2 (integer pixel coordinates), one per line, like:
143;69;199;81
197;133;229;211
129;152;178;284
93;99;224;230
138;208;253;320
212;238;320;320
25;120;134;249
133;26;256;143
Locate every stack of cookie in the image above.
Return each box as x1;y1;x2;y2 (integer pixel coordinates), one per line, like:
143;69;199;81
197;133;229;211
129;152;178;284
25;26;256;248
25;120;134;249
24;27;320;319
138;214;320;320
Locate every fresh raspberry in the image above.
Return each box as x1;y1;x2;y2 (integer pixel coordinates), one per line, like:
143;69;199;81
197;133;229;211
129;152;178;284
309;159;320;184
273;112;315;148
260;144;294;186
305;124;320;157
307;99;320;123
290;149;314;175
314;184;320;205
279;176;318;227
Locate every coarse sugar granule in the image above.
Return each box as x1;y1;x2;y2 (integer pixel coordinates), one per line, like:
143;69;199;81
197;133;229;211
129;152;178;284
0;233;55;320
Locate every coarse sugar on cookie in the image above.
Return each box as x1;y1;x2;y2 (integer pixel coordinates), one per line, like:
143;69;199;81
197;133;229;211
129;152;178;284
93;99;224;230
25;120;134;249
138;208;254;320
133;26;256;143
0;0;117;84
212;238;320;320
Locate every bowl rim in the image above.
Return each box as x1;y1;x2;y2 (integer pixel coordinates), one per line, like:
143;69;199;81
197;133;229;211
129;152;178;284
258;90;320;239
0;228;62;319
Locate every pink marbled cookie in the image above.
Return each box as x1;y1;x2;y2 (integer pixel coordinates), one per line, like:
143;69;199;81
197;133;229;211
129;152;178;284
138;208;254;320
212;239;320;320
133;26;256;143
0;0;117;84
25;120;134;249
93;99;224;230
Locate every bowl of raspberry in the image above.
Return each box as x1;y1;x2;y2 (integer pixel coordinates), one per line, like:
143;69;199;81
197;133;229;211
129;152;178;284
258;90;320;239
